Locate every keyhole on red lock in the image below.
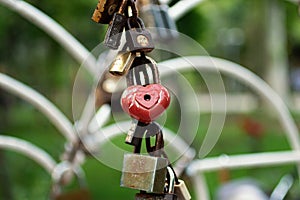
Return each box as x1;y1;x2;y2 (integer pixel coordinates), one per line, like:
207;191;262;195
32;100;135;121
144;94;151;101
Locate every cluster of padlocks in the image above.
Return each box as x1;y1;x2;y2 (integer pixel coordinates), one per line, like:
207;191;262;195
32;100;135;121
91;0;191;199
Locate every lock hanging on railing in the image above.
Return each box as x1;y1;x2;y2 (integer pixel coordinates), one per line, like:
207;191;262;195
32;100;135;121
50;162;91;200
121;55;170;123
104;0;129;49
108;43;137;76
121;127;168;193
121;153;168;193
126;16;155;53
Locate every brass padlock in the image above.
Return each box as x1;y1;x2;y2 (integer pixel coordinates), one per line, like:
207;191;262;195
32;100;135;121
174;180;191;200
121;153;168;193
91;0;122;24
109;51;136;76
50;162;91;200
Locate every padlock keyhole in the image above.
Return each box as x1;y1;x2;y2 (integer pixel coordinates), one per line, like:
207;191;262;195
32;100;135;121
144;94;151;101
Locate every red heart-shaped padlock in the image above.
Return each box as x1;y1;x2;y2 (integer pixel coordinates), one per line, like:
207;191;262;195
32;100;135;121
121;84;170;123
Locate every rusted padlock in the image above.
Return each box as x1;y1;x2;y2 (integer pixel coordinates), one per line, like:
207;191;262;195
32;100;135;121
91;0;122;24
126;16;155;53
121;153;168;193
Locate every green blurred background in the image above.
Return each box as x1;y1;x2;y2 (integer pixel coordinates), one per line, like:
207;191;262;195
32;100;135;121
1;0;300;199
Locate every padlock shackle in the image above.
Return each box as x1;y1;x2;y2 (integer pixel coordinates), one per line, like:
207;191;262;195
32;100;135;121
118;0;129;14
146;56;160;84
167;166;175;194
127;17;145;30
126;55;160;86
129;0;138;18
145;129;164;156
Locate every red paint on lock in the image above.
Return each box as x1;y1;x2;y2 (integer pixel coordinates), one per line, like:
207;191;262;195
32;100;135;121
121;84;170;123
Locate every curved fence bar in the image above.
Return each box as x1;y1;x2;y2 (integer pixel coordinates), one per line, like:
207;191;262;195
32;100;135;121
0;0;97;74
0;135;57;174
186;151;300;200
88;104;111;134
169;0;298;22
0;73;77;143
159;56;300;200
169;0;206;21
187;151;300;174
285;0;299;4
159;56;300;152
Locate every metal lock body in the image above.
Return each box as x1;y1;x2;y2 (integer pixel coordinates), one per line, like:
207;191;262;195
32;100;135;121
126;17;155;52
121;153;168;193
91;0;122;24
109;51;136;76
104;0;129;49
121;56;170;123
174;180;191;200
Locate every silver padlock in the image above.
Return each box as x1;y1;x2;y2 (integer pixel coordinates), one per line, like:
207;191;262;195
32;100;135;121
174;179;191;200
121;153;168;193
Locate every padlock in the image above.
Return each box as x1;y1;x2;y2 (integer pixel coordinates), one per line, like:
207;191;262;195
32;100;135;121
126;16;155;52
91;0;122;24
50;162;91;200
121;153;168;193
109;51;136;76
104;0;129;49
137;0;178;41
121;56;170;123
174;180;192;200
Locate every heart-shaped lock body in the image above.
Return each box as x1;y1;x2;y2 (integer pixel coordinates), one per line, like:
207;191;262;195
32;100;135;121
121;84;170;123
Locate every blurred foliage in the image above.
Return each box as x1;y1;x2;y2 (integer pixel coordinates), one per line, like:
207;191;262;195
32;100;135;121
1;0;300;199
